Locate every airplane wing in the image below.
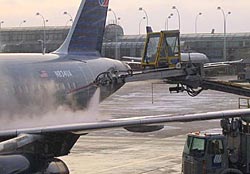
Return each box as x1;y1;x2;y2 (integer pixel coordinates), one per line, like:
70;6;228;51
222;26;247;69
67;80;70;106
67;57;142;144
121;56;142;62
1;108;250;138
1;108;250;173
204;59;243;69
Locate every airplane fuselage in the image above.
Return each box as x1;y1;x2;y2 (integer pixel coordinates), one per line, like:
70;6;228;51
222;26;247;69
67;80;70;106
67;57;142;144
0;53;129;117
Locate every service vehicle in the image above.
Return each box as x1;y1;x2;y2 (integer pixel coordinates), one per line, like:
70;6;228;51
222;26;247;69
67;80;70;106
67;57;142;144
182;98;250;174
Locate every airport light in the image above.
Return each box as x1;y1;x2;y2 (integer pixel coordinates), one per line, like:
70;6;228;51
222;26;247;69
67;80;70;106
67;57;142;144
36;12;47;55
0;21;4;29
19;20;26;27
172;6;181;31
108;8;118;59
165;13;173;30
139;17;146;35
195;12;202;33
139;7;149;26
63;11;73;26
217;7;231;61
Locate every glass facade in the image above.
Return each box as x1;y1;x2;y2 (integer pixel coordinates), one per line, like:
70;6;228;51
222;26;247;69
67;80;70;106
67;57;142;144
0;24;250;63
0;26;69;53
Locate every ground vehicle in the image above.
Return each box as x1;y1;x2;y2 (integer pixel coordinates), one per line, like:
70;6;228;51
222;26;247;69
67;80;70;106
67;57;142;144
182;98;250;174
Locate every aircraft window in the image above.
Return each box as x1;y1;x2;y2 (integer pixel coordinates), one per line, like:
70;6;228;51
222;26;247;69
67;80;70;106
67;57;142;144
208;139;224;154
59;83;66;90
63;84;66;90
13;86;18;94
37;84;42;91
55;83;60;90
18;86;23;93
23;85;30;93
67;83;71;89
144;35;160;63
72;82;77;89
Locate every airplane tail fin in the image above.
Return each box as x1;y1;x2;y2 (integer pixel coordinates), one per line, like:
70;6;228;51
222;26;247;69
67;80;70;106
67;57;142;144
54;0;109;56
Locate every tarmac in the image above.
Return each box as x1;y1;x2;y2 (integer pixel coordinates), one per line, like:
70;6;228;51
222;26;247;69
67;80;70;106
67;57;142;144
61;79;241;174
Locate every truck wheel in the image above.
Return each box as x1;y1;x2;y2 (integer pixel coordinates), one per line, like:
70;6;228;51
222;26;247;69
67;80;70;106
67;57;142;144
220;168;243;174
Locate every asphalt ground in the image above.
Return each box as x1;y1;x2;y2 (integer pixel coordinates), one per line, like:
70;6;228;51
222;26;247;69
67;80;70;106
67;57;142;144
61;79;241;174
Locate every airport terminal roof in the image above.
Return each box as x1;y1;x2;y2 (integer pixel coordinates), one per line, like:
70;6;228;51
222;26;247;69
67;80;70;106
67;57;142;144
181;32;250;40
0;26;71;32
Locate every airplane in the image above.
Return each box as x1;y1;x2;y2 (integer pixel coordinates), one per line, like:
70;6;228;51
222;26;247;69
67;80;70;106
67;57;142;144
1;0;250;174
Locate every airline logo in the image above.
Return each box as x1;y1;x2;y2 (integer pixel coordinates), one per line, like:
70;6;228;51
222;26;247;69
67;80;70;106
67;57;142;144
99;0;109;7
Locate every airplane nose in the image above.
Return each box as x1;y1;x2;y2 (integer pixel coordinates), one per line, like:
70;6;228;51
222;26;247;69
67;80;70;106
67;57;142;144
122;61;132;71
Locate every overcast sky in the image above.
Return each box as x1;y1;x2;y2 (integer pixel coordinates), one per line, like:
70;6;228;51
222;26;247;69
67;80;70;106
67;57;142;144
0;0;249;35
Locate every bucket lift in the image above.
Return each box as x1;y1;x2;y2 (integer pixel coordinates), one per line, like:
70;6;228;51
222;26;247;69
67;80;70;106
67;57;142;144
141;30;181;68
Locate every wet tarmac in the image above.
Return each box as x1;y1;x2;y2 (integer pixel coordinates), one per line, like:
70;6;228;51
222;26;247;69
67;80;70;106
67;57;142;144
61;79;241;174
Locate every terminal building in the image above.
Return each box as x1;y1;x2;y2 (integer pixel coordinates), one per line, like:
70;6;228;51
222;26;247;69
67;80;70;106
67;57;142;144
1;24;250;63
0;26;69;53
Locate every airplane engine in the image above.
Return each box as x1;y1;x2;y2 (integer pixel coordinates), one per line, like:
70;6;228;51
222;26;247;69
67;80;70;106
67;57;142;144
0;155;30;174
44;158;69;174
0;155;69;174
124;125;164;133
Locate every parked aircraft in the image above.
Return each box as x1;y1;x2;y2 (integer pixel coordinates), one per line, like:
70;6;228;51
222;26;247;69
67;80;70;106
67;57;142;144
0;0;250;174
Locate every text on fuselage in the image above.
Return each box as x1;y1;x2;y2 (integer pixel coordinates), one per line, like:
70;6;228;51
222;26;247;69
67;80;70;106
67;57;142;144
54;70;73;78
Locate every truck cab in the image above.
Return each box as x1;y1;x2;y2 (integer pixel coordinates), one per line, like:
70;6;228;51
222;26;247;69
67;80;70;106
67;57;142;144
182;132;228;174
141;30;181;69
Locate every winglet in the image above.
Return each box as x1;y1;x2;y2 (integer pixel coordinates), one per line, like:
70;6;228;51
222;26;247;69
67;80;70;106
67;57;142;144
54;0;109;55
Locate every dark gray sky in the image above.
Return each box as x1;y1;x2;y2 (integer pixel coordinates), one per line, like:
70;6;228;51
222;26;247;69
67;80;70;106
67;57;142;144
0;0;249;34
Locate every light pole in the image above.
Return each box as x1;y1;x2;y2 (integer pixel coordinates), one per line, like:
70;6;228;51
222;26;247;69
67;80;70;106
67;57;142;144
108;8;117;24
0;21;4;29
117;17;121;25
172;6;181;31
139;17;146;35
139;7;149;26
19;20;26;45
19;20;26;27
63;11;73;26
0;21;3;45
108;8;118;59
217;7;231;61
36;12;46;54
165;13;173;30
195;12;202;33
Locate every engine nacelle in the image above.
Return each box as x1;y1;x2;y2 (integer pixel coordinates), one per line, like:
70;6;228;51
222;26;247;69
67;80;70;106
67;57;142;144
124;125;164;133
45;158;69;174
0;155;69;174
0;155;30;174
